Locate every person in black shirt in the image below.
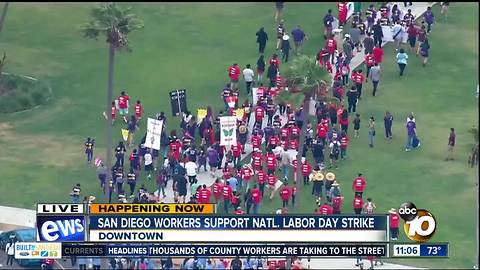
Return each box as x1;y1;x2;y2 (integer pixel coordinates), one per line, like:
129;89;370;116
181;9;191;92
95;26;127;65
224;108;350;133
312;138;324;165
84;137;95;164
256;27;268;54
267;63;278;88
281;34;291;62
127;168;136;197
323;9;334;39
115;141;126;167
187;145;197;162
372;20;383;47
231;256;243;270
353;113;361;138
127;115;137;147
384;111;393;139
256;56;266;83
347;86;358;113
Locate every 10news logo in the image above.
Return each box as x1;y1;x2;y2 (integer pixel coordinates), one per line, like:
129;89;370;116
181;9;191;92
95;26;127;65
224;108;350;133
398;201;436;243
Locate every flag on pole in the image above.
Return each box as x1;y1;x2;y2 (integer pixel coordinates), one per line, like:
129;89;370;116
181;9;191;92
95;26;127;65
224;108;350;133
144;118;163;150
121;129;129;142
220;116;237;146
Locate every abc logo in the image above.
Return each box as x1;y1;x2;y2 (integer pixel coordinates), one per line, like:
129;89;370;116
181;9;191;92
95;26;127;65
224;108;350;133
399;202;436;243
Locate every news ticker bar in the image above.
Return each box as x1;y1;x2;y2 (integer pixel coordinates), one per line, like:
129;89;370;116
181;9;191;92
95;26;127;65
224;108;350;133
16;243;387;258
392;243;449;258
16;242;449;259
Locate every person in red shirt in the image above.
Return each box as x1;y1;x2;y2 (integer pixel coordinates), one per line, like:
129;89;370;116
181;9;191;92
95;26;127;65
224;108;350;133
268;135;280;149
301;160;312;186
289;138;299;151
254;104;265;128
317;202;334;215
231;141;242;168
117;91;130;123
339;109;349;133
240;164;253;190
389;208;400;240
251;133;262;151
225;93;238;115
256;168;267;196
340;132;349;159
406;23;418;53
256;83;267;100
353;194;364;214
337;2;348;26
280;125;290;140
222;180;233;213
265;150;277;175
332;195;343;214
222;165;233;180
195;185;203;203
269;53;281;68
373;44;384;64
228;63;241;89
134;100;143;121
352;173;366;197
169;138;182;162
351;69;365;99
267;173;277;200
251;184;262;214
325;34;337;64
251;149;263;171
290;125;301;138
110;101;116;125
279;182;291;208
199;184;211;204
364;53;375;82
317;121;328;144
211;179;223;204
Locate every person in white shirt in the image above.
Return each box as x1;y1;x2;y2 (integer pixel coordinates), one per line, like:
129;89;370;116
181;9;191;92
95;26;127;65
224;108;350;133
144;150;153;179
242;64;255;94
184;160;198;184
5;240;15;266
391;21;405;52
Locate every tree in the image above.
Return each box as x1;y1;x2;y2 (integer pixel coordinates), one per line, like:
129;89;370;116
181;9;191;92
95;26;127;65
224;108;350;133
277;55;334;194
0;2;9;34
81;3;143;201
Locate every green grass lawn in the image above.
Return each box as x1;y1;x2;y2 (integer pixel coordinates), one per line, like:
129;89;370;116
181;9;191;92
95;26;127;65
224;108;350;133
0;3;478;269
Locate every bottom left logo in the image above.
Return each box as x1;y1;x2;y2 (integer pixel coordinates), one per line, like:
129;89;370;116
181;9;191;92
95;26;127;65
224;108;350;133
14;242;62;259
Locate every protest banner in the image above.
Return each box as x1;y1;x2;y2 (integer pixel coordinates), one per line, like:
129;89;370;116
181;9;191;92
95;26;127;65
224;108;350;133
220;116;237;146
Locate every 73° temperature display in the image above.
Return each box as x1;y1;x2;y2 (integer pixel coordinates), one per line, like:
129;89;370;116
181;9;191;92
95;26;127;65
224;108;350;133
392;243;448;257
